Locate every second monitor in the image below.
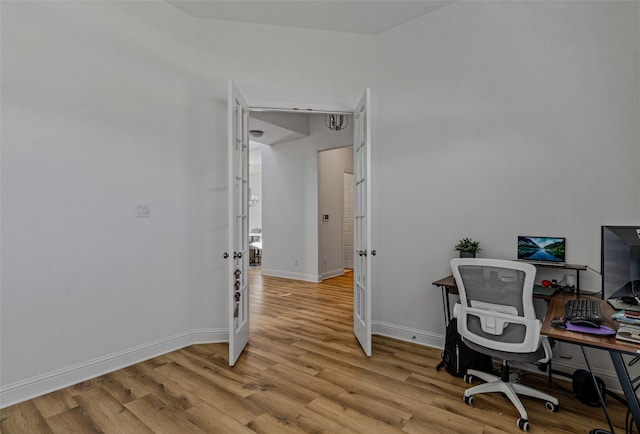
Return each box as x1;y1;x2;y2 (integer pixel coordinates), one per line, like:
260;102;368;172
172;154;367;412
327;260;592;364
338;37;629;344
517;236;566;265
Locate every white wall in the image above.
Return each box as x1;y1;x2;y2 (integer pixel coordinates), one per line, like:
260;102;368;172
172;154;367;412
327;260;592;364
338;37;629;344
0;1;224;405
192;17;376;110
373;1;639;382
0;1;375;405
262;115;354;282
319;146;354;279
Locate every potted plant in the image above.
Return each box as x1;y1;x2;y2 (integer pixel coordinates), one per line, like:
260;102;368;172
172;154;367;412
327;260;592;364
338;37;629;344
455;237;481;258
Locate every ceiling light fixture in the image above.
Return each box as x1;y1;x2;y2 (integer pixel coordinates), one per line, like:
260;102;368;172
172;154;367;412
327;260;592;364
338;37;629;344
249;129;264;138
325;114;348;131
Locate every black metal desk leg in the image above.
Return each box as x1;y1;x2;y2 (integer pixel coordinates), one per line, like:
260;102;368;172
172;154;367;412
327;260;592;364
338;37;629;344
610;351;640;431
441;287;451;326
436;286;452;373
582;346;615;433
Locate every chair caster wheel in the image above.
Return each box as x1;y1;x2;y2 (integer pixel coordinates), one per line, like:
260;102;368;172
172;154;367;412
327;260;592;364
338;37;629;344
517;418;529;432
463;395;474;405
464;374;474;384
545;401;558;412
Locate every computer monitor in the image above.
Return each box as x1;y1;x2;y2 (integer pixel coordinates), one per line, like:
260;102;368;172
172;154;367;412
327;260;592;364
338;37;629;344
517;236;566;265
602;226;640;306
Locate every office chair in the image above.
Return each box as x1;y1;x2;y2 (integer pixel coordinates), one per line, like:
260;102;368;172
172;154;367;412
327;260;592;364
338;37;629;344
450;258;559;432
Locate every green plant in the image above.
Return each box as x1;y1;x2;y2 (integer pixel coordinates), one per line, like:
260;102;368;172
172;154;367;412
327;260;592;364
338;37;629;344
455;237;481;253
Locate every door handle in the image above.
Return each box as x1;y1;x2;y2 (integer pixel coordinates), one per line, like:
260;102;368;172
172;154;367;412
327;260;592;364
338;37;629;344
223;252;229;259
371;250;376;256
234;251;242;259
359;250;367;257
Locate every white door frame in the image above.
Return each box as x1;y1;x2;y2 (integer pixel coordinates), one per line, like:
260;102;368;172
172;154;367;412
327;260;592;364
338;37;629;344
247;93;373;356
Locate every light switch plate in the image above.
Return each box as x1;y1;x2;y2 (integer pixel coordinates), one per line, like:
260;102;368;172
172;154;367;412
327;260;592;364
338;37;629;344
135;203;150;218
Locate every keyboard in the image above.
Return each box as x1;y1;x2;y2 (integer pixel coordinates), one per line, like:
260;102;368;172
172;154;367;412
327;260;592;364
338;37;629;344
564;299;602;327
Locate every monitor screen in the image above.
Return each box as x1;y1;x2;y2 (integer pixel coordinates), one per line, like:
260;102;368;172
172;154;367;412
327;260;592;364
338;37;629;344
517;236;566;264
602;226;640;300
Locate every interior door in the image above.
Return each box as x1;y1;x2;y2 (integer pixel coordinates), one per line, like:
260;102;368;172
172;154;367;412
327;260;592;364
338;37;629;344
353;88;373;356
227;81;250;366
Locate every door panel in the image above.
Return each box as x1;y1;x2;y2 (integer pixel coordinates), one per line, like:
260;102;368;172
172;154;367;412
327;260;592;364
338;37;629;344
228;81;250;366
343;173;354;269
353;89;372;356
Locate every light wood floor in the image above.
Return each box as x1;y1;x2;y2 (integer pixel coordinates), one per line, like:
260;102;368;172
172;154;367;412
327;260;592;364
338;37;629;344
1;270;630;433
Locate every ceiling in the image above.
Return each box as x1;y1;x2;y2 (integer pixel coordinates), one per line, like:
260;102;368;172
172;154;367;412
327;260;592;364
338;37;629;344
249;112;310;146
167;1;452;35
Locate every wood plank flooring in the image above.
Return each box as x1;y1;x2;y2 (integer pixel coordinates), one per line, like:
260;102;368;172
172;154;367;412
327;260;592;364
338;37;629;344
1;269;631;433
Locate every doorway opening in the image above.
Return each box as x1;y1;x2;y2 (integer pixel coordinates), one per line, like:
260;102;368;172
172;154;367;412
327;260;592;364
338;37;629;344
248;111;354;283
233;88;371;358
229;83;371;362
318;146;354;280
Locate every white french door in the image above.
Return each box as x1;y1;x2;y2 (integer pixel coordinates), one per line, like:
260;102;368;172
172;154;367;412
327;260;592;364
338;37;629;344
227;81;250;366
353;88;373;356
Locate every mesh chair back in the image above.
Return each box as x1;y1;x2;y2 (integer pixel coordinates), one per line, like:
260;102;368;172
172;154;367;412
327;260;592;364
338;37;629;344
451;258;541;353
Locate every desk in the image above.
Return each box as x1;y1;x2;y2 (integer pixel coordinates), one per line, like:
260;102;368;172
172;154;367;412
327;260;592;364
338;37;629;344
534;262;587;291
542;292;640;432
432;275;457;325
433;275;640;431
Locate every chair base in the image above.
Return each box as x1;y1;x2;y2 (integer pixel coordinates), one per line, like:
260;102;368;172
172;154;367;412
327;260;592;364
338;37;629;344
464;367;559;430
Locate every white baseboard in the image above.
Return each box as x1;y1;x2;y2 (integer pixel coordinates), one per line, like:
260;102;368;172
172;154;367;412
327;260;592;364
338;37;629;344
321;268;344;280
0;328;227;408
371;321;626;395
372;321;444;349
261;268;321;283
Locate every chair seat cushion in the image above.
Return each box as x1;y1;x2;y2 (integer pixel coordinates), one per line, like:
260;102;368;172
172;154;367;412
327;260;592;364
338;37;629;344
464;338;546;363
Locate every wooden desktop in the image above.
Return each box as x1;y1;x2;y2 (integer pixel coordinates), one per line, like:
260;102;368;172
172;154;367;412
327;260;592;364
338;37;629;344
541;292;640;433
541;292;638;353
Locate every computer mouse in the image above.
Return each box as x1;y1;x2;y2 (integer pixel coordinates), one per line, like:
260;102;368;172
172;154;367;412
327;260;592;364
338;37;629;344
551;317;566;329
569;318;601;328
